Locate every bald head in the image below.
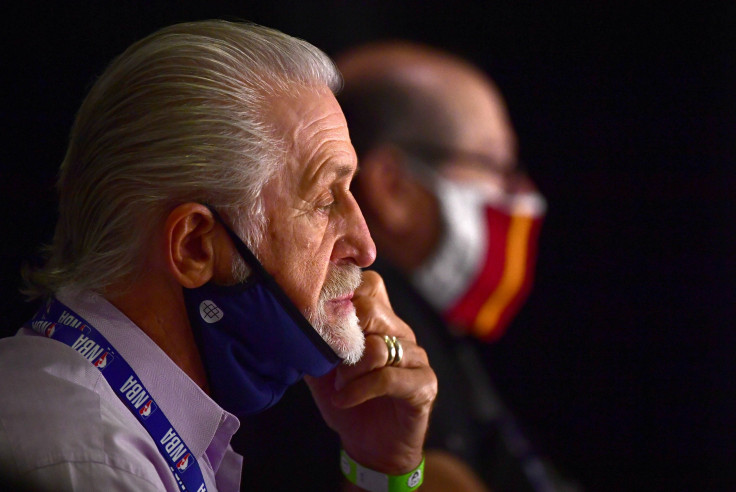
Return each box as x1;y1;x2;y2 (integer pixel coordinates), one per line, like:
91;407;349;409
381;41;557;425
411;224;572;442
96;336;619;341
336;41;517;171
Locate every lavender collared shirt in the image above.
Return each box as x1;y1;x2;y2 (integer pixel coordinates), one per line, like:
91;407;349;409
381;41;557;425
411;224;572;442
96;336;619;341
0;289;242;491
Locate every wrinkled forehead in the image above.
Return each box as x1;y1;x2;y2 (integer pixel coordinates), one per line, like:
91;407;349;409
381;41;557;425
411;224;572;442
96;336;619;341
266;86;357;187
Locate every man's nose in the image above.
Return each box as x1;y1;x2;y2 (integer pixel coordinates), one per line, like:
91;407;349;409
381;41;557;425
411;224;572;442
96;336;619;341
331;194;376;268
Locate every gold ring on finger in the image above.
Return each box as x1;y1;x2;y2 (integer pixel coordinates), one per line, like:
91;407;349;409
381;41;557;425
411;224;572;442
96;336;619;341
391;337;403;366
384;335;396;366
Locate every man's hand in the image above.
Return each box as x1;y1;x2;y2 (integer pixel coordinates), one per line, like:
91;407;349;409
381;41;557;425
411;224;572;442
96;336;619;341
305;270;437;475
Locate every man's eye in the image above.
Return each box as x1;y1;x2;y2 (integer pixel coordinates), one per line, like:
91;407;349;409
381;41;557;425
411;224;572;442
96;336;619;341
316;193;336;212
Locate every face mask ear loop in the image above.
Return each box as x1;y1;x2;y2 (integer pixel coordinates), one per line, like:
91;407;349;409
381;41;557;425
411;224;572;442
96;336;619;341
200;205;257;274
201;204;341;364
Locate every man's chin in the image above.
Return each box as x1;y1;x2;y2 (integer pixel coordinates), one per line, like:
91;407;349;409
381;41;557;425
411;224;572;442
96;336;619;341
322;310;365;365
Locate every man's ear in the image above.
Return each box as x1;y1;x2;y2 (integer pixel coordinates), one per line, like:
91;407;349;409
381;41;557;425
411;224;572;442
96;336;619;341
355;144;421;235
164;203;220;289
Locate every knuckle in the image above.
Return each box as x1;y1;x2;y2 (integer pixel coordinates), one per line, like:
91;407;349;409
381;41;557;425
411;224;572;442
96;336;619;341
356;304;389;333
420;370;439;403
421;346;430;364
411;344;429;365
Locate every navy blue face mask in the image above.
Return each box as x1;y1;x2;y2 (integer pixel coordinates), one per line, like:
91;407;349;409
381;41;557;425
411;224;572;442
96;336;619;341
183;207;340;417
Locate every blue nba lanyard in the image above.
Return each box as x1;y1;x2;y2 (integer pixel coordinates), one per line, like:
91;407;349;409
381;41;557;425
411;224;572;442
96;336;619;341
25;298;209;492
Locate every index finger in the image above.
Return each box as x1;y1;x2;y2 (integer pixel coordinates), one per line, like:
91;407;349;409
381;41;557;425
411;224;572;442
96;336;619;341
354;270;391;306
353;270;415;341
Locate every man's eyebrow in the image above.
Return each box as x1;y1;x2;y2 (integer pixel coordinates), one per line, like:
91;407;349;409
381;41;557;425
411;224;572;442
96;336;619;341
309;161;357;186
329;163;357;181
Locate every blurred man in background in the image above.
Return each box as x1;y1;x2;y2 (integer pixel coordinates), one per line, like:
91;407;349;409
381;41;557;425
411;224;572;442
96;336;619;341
337;42;546;342
336;41;580;492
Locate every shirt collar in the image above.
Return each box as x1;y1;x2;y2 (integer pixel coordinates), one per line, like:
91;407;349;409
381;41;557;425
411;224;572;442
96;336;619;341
56;288;240;471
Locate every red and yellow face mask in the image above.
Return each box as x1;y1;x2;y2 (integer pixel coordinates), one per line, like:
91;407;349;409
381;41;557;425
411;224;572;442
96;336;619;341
411;176;545;341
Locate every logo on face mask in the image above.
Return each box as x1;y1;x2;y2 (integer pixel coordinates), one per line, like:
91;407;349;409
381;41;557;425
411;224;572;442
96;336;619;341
181;206;341;418
199;300;224;323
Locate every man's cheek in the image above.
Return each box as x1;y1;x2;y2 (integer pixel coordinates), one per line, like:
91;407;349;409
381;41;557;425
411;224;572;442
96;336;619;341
270;268;313;314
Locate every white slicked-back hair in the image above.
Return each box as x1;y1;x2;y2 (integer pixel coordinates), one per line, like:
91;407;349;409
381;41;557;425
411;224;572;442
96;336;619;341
25;20;341;298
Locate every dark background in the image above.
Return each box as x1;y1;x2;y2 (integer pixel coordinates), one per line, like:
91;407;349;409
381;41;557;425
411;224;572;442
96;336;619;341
2;2;734;491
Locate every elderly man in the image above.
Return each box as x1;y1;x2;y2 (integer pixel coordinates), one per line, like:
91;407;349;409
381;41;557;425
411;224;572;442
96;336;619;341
0;21;436;492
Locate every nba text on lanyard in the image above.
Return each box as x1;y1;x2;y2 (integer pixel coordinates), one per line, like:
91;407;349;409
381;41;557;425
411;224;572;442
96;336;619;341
26;298;208;492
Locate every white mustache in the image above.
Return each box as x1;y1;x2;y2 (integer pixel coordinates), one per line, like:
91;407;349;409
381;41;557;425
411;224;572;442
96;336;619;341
319;264;363;302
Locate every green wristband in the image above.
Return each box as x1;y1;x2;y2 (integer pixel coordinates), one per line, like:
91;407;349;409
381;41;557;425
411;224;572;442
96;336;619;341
340;449;424;492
